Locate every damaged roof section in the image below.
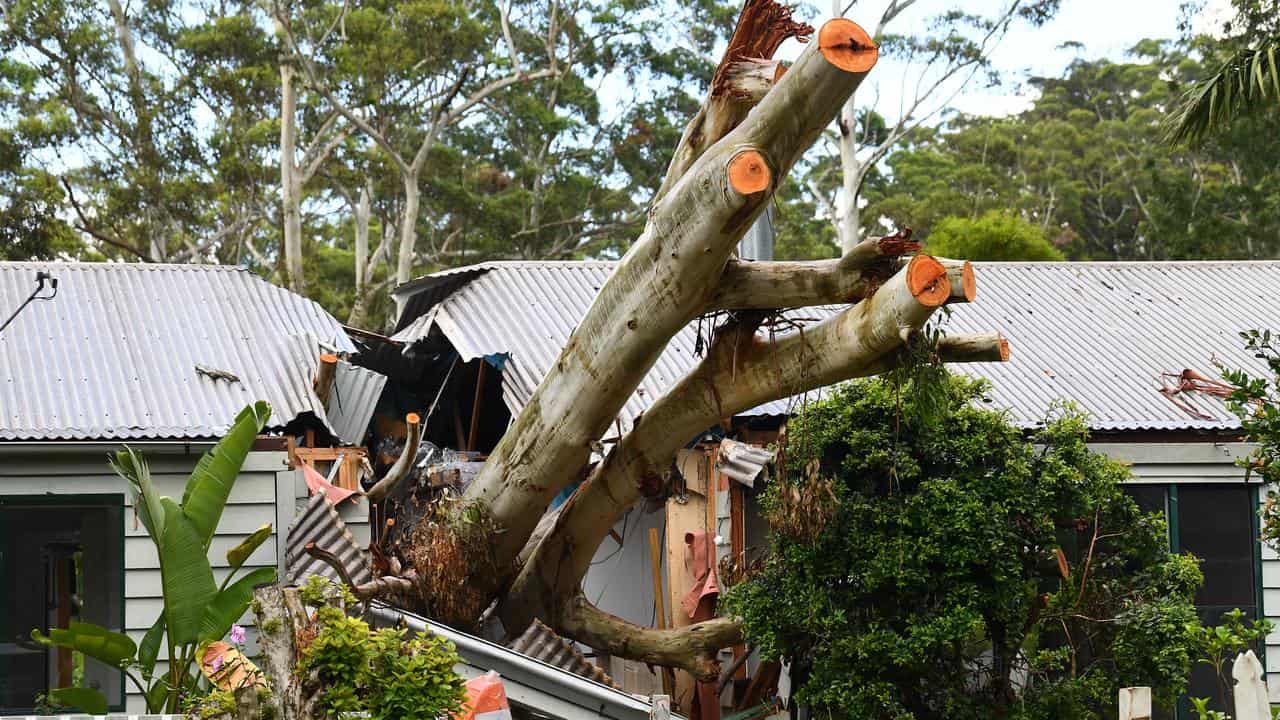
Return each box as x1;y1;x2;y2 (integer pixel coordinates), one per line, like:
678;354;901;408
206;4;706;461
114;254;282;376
390;261;799;429
0;262;356;441
392;260;1280;432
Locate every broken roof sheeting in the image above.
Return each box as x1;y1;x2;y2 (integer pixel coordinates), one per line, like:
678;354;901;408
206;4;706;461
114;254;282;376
286;493;372;586
392;262;796;428
393;260;1280;432
326;360;388;445
0;262;355;441
716;439;775;488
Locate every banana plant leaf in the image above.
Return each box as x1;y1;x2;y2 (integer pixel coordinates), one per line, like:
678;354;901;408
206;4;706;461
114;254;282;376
200;566;276;642
111;447;165;542
31;621;136;668
182;402;271;549
138;616;165;680
48;687;108;715
145;678;170;714
227;524;273;570
158;498;218;646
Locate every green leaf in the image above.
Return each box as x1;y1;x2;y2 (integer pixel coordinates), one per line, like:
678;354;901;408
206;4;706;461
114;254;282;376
48;687;108;714
111;447;165;542
227;524;273;569
145;680;170;714
138;616;165;680
31;621;136;667
201;566;277;642
182;402;271;549
159;497;218;646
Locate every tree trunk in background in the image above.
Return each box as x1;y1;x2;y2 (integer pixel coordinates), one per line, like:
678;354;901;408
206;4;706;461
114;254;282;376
277;32;305;293
348;185;373;326
396;174;420;286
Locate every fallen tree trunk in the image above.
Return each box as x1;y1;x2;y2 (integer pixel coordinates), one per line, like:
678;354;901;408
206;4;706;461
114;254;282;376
504;256;1008;638
339;2;1013;686
461;14;882;586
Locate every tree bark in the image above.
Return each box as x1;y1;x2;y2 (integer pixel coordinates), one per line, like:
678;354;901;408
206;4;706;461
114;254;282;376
253;585;314;720
396;174;421;286
652;0;813;204
557;594;743;681
505;255;999;633
461;19;881;589
348;185;374;327
709;232;920;309
277;43;305;293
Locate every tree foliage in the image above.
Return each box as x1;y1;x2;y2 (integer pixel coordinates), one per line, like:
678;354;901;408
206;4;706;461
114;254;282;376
925;211;1065;261
725;374;1202;720
1225;330;1280;548
858;39;1280;261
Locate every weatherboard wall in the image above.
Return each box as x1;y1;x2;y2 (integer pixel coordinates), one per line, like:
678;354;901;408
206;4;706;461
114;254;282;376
0;447;369;713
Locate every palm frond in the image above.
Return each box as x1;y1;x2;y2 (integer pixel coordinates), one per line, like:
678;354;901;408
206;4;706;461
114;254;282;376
1166;35;1280;146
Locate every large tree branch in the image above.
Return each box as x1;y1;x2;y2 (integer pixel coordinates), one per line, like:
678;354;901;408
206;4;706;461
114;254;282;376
504;256;1005;634
462;19;882;580
652;0;815;204
709;231;920;309
556;593;743;681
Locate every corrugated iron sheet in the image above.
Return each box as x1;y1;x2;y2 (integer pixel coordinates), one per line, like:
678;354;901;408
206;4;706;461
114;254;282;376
393;260;1280;432
326;360;388;445
507;619;620;689
0;262;355;440
286;493;372;586
716;439;774;487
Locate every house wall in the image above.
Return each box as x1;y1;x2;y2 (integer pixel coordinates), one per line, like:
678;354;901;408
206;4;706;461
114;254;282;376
1090;443;1280;702
0;445;370;713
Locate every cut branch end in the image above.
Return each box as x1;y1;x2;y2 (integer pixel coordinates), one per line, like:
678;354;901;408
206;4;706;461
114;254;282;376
905;255;949;307
727;149;771;194
950;261;977;303
818;18;878;74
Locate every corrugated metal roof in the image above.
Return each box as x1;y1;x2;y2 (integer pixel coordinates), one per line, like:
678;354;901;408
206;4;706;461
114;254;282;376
326;360;388;445
393;262;794;428
0;262;355;441
392;260;1280;432
286;493;373;586
507;619;620;689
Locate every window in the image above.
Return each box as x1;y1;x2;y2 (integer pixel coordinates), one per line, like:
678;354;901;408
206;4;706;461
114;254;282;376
0;495;125;713
1122;484;1261;719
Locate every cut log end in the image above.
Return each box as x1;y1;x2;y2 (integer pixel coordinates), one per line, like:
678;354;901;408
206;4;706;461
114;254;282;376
817;18;878;74
406;412;421;426
952;261;977;302
905;255;949;307
999;335;1011;362
727;149;771;194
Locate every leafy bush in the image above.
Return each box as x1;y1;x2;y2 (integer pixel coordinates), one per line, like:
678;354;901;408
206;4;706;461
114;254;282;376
724;373;1202;720
1224;330;1280;547
296;577;467;720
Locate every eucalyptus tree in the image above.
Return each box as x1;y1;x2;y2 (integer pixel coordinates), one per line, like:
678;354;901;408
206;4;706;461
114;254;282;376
0;0;283;263
258;2;1012;692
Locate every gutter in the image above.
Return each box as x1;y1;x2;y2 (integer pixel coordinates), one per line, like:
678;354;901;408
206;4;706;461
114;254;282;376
0;440;216;455
367;603;659;720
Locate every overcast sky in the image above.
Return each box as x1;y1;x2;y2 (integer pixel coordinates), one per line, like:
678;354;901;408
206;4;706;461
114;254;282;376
766;0;1227;121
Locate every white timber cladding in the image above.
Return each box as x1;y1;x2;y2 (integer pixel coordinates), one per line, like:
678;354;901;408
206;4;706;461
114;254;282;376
0;447;370;713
